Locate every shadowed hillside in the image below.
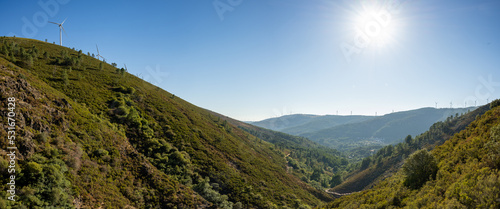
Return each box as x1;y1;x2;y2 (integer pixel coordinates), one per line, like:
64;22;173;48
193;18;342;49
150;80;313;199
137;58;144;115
0;37;338;208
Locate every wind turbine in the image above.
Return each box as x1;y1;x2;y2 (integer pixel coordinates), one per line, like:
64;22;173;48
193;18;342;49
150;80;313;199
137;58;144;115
435;102;438;108
48;18;67;46
96;45;106;62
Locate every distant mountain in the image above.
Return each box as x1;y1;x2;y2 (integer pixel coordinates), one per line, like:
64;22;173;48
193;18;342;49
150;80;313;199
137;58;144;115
250;114;374;134
250;114;320;131
252;108;477;151
282;115;375;135
301;107;476;151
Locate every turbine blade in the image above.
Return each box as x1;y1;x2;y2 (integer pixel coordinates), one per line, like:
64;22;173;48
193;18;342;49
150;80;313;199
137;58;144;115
96;45;100;54
48;21;59;25
61;26;68;37
61;18;67;25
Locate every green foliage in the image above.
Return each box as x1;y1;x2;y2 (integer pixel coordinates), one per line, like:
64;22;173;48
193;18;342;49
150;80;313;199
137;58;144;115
194;177;234;209
360;157;371;170
491;99;500;109
331;105;491;194
402;149;438;189
0;37;334;208
329;174;342;188
323;103;500;209
62;69;69;86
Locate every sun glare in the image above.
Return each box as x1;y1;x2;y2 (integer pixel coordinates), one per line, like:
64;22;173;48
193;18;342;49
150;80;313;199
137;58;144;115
352;2;400;48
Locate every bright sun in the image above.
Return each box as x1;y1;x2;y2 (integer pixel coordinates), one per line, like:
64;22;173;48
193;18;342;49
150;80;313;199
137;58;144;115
352;2;399;48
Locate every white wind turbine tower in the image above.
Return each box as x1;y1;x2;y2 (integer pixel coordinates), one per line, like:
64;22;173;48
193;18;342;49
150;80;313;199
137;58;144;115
96;45;106;62
48;18;67;46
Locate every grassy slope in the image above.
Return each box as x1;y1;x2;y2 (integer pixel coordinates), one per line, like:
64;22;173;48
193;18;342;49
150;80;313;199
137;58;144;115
321;103;500;208
0;56;206;208
0;37;333;208
329;105;490;194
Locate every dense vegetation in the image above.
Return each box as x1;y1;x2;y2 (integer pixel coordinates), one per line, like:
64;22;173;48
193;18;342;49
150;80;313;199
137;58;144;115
0;37;339;208
322;101;500;208
329;105;490;194
211;113;353;193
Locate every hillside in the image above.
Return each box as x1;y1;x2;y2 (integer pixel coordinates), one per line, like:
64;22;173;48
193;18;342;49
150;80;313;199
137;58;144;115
0;37;338;208
250;115;374;135
329;104;490;194
301;107;475;151
211;112;352;194
281;115;374;136
250;114;320;132
322;101;500;208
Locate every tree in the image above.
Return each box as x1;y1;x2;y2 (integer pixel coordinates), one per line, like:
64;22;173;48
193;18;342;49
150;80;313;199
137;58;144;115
62;69;69;85
360;157;371;170
491;99;500;109
402;149;438;189
310;168;322;182
25;54;33;67
111;62;117;67
404;135;412;144
99;62;104;71
330;174;342;187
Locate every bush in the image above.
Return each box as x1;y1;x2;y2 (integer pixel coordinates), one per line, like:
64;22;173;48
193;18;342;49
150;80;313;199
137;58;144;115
402;149;438;189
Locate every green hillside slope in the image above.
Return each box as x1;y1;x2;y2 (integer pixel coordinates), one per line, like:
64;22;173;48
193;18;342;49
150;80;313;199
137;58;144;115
321;101;500;208
0;37;335;208
329;105;490;194
213;112;352;195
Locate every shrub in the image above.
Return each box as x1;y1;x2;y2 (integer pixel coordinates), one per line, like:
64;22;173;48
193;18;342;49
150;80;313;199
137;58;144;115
402;149;438;189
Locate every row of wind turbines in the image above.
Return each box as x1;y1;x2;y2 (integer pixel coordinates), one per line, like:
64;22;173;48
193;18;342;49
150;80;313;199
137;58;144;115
49;18;106;62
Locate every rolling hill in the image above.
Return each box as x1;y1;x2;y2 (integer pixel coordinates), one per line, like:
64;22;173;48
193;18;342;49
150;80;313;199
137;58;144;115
253;108;476;152
250;114;374;135
328;104;491;195
322;101;500;208
0;37;342;208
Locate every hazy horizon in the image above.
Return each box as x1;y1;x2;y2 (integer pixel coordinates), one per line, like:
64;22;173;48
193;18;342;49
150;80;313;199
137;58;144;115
247;105;478;122
2;0;499;121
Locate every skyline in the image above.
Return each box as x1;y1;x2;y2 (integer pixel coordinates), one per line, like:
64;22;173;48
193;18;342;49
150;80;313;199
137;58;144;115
1;0;500;121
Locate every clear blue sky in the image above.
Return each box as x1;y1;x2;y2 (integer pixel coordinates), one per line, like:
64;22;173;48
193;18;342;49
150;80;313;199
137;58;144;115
2;0;500;121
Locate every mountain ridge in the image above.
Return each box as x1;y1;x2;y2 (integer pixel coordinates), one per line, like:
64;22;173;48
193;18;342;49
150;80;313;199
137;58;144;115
252;107;476;152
